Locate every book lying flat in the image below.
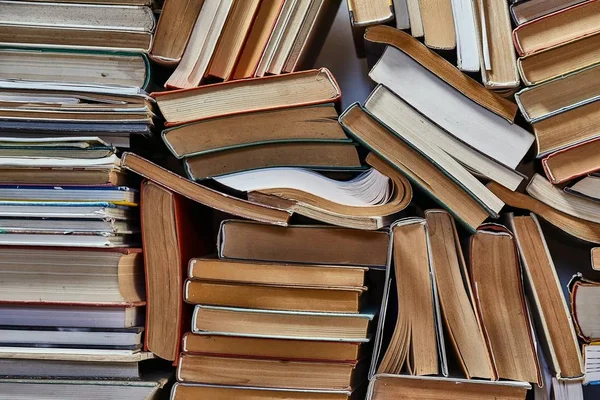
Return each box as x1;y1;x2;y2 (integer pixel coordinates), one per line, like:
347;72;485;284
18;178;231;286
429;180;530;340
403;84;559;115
176;354;358;391
162;104;349;159
566;175;600;202
367;374;530;400
0;47;150;89
0;201;134;220
0;185;136;203
217;219;390;267
171;383;351;400
513;0;600;56
544;138;600;184
369;45;533;169
192;305;374;342
154;68;341;126
510;0;585;25
182;332;362;362
0;374;169;400
469;225;541;384
0;136;115;159
583;344;600;384
0;232;138;248
0;247;144;305
184;280;365;313
339;104;490;232
509;214;584;380
0;218;137;234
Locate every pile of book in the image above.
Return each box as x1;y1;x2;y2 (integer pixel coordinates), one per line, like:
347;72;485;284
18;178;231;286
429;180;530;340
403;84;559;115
152;0;339;88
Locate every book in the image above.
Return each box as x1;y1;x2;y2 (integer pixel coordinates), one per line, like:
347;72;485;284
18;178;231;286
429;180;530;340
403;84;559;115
420;0;456;50
0;304;144;329
217;219;390;267
0;247;144;305
232;0;285;79
513;0;600;56
162;104;349;158
405;0;423;37
518;32;600;86
583;344;600;384
184;280;365;313
176;353;358;390
469;225;541;384
424;210;495;380
593;247;600;270
0;1;154;52
0;218;137;235
526;173;600;224
451;0;480;72
0;347;153;379
508;214;584;380
153;68;341;126
363;25;518;121
170;383;351;400
488;181;600;244
339;104;491;232
206;0;261;80
0;47;150;90
532;99;600;157
192;305;374;341
367;374;531;400
0;326;143;350
140;181;209;361
393;0;410;29
377;218;444;376
150;0;204;65
569;274;600;342
510;0;586;25
245;153;413;230
368;40;533;169
0;185;136;203
0;136;116;159
347;0;393;26
364;85;524;191
474;0;520;89
0;201;134;220
0;375;169;400
120;152;291;226
182;332;362;362
184;142;362;180
165;0;234;89
363;85;505;212
551;378;585;400
516;63;600;123
188;258;367;288
566;175;600;202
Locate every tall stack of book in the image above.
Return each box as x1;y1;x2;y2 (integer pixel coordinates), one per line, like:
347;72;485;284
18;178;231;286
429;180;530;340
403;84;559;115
169;220;389;399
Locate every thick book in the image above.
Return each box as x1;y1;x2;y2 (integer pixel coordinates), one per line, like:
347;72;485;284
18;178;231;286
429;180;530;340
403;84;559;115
176;353;358;391
140;180;210;361
192;305;374;342
509;214;584;380
367;39;533;170
420;0;455;50
184;280;365;313
364;84;523;191
245;153;412;230
367;374;530;400
188;258;367;288
347;0;393;27
170;383;351;400
120;152;291;226
474;0;520;89
469;225;541;384
182;332;362;362
0;247;144;306
217;219;390;268
339;104;491;232
516;63;600;123
0;1;154;52
162;104;349;159
377;218;445;377
153;68;341;126
518;32;600;86
488;181;600;244
543;138;600;184
0;374;169;400
569;274;600;342
184;142;362;180
513;0;600;56
424;210;495;380
510;0;585;25
150;0;204;65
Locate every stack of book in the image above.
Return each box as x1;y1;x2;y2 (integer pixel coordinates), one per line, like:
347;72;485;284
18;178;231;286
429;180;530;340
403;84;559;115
169;219;389;399
153;0;340;88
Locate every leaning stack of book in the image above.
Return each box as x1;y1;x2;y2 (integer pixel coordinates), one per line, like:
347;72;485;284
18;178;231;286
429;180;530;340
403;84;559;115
169;220;390;399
